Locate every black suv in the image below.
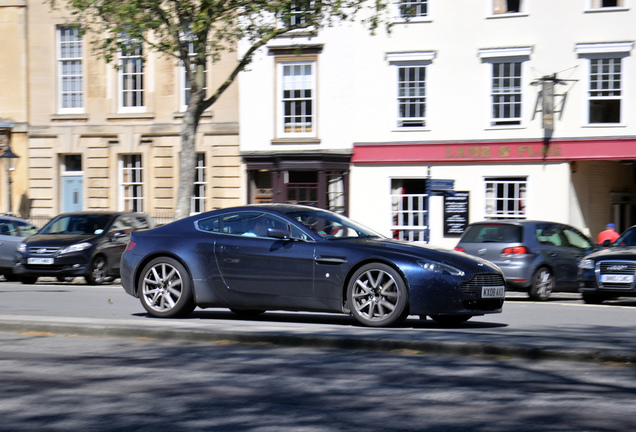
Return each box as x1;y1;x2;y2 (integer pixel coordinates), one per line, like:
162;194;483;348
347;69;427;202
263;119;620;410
14;212;154;284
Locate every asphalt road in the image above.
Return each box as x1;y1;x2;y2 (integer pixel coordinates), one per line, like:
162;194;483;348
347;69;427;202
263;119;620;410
0;280;635;364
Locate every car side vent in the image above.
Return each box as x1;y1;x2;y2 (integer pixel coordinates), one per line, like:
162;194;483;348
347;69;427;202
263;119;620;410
461;274;505;293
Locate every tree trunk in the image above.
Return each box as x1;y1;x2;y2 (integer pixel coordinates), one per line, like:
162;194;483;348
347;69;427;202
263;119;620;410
174;102;201;220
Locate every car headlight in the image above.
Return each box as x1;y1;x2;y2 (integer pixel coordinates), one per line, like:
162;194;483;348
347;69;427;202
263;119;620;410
17;243;26;253
59;242;92;255
578;259;595;270
418;260;465;276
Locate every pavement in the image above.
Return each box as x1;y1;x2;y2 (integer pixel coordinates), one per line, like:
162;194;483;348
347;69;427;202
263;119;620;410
0;290;635;365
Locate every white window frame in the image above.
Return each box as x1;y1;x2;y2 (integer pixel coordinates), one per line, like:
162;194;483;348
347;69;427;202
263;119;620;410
180;40;208;112
576;42;632;127
119;40;145;113
585;0;628;12
191;152;207;215
119;154;144;212
394;0;431;22
57;26;84;114
387;52;435;130
479;47;532;128
484;177;527;220
489;0;527;16
277;61;317;138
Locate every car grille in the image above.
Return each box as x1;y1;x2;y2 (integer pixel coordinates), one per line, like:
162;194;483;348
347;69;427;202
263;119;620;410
27;246;61;256
597;261;636;290
461;274;506;294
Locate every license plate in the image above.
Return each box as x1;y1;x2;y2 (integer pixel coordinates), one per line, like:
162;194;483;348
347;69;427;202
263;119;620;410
600;274;634;283
28;257;54;265
482;286;505;298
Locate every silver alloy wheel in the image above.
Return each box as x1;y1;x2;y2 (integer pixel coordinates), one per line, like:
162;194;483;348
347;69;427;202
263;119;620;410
141;262;184;313
86;256;109;285
350;267;401;323
530;267;554;300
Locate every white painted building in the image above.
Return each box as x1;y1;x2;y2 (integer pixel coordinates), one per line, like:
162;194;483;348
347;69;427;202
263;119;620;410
239;0;636;248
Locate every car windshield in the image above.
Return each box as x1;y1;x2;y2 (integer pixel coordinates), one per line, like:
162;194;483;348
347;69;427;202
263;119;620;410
613;227;636;247
460;223;523;243
40;214;114;235
283;209;384;240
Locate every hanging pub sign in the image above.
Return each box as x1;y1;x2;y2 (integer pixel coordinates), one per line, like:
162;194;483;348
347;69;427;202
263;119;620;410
444;191;469;237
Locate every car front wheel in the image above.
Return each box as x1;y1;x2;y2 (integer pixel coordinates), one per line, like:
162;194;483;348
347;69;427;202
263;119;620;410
529;267;554;301
347;263;409;327
138;257;195;318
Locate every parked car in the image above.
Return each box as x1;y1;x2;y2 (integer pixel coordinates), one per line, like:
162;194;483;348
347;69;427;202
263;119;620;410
455;220;596;300
0;216;39;281
14;211;154;285
579;225;636;304
120;204;506;327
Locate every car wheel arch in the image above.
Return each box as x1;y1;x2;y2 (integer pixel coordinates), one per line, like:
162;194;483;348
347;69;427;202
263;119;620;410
341;258;410;312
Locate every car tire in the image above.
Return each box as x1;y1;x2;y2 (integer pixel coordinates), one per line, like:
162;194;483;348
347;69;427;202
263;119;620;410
529;267;554;301
20;276;38;284
430;315;473;325
85;255;113;285
582;293;605;304
346;263;409;327
138;257;195;318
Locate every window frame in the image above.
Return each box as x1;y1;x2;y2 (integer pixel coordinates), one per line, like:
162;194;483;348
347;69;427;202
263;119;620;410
57;26;84;114
276;59;317;138
394;0;431;22
387;52;435;130
585;0;628;11
191;152;207;215
118;39;145;113
576;42;633;127
484;177;527;220
180;39;208;112
479;47;532;129
489;0;527;16
119;154;144;212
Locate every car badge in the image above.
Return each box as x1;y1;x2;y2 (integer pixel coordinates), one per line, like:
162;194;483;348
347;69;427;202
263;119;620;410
37;248;47;254
477;248;487;256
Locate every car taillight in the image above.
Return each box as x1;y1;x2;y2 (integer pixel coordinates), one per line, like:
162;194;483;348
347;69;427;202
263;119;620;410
501;246;529;256
454;246;465;252
124;241;136;252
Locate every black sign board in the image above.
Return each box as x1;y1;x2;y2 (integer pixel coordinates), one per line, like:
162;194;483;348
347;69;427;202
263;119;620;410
444;191;469;237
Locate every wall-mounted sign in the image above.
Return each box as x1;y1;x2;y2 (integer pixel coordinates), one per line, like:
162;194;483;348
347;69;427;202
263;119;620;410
444;191;469;237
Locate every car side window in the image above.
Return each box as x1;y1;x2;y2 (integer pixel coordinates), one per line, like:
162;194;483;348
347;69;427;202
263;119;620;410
197;216;220;233
16;221;38;237
536;225;563;247
563;228;592;249
110;216;133;235
0;221;17;236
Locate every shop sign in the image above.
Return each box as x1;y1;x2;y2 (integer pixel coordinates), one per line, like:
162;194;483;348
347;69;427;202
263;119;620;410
444;191;469;237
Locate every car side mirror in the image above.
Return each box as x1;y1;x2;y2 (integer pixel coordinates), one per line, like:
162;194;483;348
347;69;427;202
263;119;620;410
267;227;290;239
602;239;611;248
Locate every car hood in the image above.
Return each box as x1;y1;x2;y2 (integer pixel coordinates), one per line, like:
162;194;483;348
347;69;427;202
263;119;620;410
334;237;501;274
585;246;636;261
22;233;100;247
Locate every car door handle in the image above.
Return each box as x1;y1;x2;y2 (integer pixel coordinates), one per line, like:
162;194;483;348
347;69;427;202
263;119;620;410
549;253;558;257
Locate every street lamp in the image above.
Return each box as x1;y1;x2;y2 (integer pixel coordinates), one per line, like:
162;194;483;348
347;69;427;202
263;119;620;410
0;147;20;215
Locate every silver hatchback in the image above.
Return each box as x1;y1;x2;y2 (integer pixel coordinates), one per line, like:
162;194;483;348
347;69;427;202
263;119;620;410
455;221;596;300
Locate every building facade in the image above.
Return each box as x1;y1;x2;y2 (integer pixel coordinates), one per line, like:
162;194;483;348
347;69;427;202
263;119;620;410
0;0;243;223
239;0;636;248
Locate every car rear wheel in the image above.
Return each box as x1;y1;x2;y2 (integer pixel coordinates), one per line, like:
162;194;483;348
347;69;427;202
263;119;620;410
85;255;113;285
138;257;195;318
347;263;409;327
529;267;554;301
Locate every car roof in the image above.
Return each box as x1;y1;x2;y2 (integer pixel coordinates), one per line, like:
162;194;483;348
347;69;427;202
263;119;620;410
468;220;564;226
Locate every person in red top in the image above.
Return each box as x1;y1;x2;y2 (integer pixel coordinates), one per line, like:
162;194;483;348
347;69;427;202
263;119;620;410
597;223;620;245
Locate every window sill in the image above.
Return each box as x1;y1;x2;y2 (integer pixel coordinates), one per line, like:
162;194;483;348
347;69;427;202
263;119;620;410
392;127;430;132
393;17;433;24
107;112;156;120
271;138;321;145
582;123;627;128
487;12;529;19
50;113;89;122
173;111;213;120
584;7;629;13
485;125;525;131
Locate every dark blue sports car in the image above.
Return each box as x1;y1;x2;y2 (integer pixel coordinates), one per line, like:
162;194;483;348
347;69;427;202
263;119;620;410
121;204;506;327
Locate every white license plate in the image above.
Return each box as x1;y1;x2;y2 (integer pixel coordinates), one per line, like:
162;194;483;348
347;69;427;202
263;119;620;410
482;286;505;298
28;257;54;265
600;274;634;283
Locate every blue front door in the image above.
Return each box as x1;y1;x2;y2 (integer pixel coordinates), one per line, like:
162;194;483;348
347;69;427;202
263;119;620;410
62;176;83;212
